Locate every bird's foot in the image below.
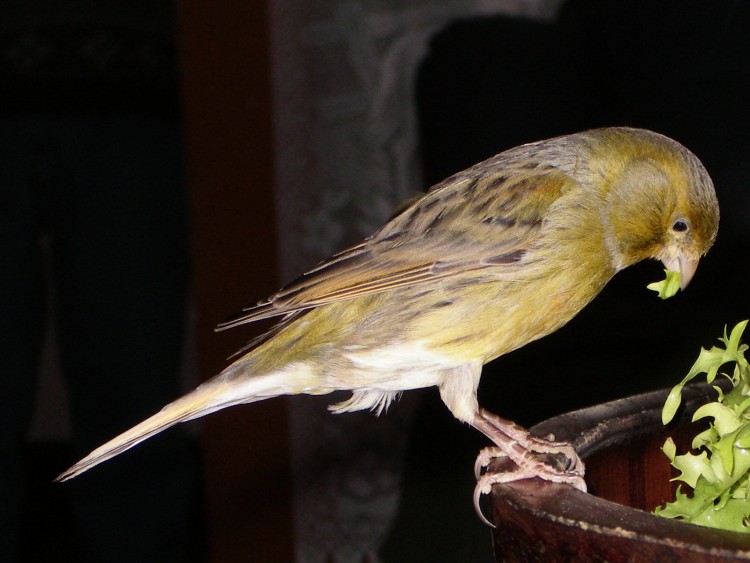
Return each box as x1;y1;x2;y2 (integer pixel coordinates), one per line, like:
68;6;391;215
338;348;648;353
471;408;586;526
472;409;583;478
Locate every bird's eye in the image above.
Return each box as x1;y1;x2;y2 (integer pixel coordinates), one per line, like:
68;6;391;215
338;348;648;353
672;219;689;232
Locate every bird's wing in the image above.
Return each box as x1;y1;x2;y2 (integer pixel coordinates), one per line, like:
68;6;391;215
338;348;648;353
217;164;574;331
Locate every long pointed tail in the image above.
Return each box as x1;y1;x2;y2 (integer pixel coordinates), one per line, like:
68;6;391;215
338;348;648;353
55;370;289;482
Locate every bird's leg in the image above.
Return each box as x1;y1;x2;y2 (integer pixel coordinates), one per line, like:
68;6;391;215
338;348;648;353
471;408;586;526
473;408;583;477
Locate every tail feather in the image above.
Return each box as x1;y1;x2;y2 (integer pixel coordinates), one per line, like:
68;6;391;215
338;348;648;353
55;370;290;482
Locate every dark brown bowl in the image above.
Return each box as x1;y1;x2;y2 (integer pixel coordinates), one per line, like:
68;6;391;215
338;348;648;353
489;383;750;562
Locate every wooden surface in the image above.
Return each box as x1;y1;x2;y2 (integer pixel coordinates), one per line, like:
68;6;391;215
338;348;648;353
490;384;750;562
176;1;294;561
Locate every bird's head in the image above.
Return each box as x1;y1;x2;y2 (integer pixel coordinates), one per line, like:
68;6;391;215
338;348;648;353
598;129;719;290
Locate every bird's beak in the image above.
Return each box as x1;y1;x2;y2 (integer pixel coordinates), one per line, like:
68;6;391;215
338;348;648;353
661;254;699;290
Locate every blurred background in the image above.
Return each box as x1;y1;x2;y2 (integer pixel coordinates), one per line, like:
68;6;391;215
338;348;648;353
3;0;749;562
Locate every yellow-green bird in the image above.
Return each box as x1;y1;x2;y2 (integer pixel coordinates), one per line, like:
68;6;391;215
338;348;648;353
56;127;719;496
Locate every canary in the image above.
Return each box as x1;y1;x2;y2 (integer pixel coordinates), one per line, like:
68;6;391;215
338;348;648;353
56;128;719;504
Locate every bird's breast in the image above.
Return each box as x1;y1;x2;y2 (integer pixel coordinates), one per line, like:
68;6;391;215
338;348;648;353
415;259;614;365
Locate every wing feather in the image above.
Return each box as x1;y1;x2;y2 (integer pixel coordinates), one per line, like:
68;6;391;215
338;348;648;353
217;158;575;331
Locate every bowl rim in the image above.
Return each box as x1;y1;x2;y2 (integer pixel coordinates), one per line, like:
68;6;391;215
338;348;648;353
490;382;750;560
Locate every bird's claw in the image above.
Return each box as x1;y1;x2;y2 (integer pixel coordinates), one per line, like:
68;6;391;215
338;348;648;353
473;459;587;526
471;415;587;526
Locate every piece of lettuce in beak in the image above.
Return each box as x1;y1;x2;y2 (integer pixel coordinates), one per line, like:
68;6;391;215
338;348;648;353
647;269;682;300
